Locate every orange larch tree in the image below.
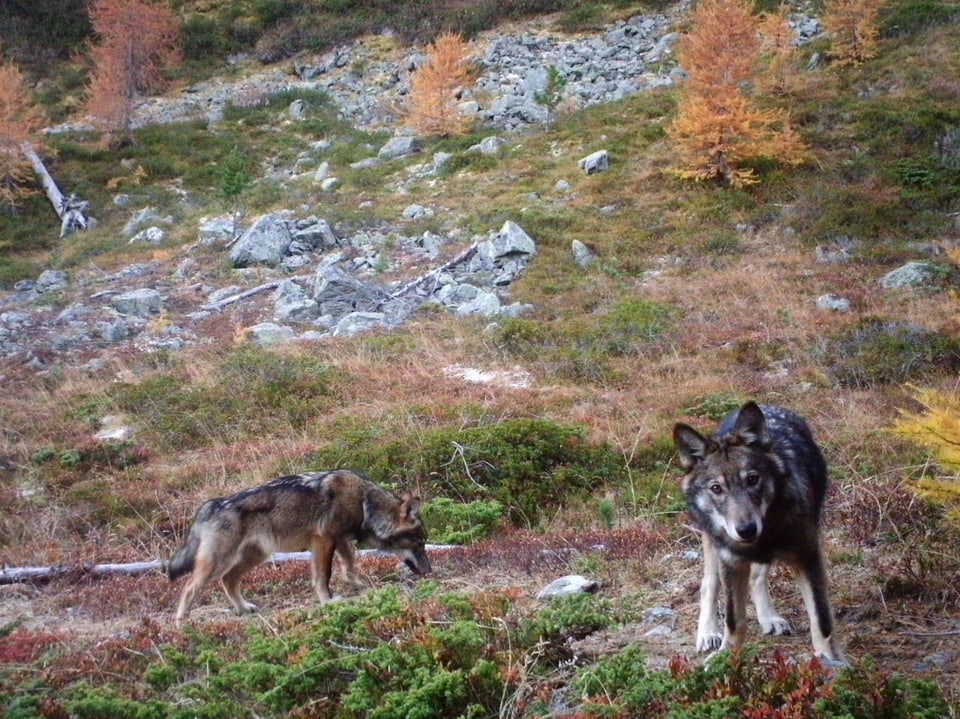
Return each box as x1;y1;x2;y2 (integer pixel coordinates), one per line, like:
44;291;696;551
0;47;44;213
406;33;475;137
823;0;883;66
757;5;798;95
669;0;808;187
82;0;181;139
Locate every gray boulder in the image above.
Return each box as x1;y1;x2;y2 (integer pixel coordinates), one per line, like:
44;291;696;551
288;98;307;120
579;149;609;174
274;280;320;323
198;216;237;244
572;240;598;268
456;289;502;317
129;226;166;245
487;220;536;257
247;322;295;346
110;288;162;318
312;265;389;316
537;575;600;600
879;261;940;289
469;136;508;155
36;270;69;294
378;135;422;160
290;217;339;250
229;213;293;268
817;294;851;312
332;311;385;337
123;207;173;237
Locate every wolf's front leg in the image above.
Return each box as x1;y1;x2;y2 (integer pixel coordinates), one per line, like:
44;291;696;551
696;535;723;652
720;559;750;651
750;563;792;636
336;538;365;590
796;549;844;663
309;534;337;602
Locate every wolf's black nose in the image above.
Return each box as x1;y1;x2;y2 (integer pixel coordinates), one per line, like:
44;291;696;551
736;522;758;542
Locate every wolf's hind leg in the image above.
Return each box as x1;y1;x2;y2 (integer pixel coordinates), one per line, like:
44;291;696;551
750;563;792;636
220;545;266;615
175;553;215;626
696;534;723;652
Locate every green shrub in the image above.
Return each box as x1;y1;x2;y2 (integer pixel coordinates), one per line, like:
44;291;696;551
103;347;342;449
517;592;616;666
574;644;674;713
0;252;41;290
252;0;301;24
181;14;238;61
489;298;679;383
682;394;742;421
8;587;955;719
307;417;625;525
818;663;950;719
0;192;60;263
880;0;960;37
437;151;501;176
421;498;504;544
572;647;952;718
822;318;960;388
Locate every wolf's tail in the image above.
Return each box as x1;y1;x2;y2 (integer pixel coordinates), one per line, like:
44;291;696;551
167;514;204;581
167;534;198;581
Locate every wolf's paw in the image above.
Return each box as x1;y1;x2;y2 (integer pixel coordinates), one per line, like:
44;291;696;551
237;601;259;615
759;615;792;636
343;574;367;590
696;632;723;652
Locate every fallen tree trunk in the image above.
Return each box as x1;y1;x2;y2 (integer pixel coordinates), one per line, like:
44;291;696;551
385;243;478;302
0;545;458;585
21;141;91;238
199;274;311;311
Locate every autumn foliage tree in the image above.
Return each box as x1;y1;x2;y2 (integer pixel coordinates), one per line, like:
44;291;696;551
82;0;181;140
669;0;807;187
406;33;475;137
823;0;883;66
0;47;43;213
757;6;798;96
893;384;960;525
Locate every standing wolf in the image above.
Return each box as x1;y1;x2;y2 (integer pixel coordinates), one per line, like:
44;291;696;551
673;401;842;661
167;469;431;625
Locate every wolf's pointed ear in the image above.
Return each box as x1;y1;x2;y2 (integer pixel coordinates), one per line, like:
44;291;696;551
401;493;422;522
732;401;771;449
673;423;713;470
362;489;396;539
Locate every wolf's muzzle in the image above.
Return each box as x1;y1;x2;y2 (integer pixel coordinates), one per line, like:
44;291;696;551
404;550;432;575
735;521;759;543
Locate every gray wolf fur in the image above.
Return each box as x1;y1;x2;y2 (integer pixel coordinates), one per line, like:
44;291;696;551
167;469;431;625
673;401;842;661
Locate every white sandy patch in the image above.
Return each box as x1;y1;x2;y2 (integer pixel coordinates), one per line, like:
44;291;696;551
443;364;533;389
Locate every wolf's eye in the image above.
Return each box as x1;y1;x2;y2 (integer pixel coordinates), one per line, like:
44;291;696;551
709;483;724;495
744;473;760;487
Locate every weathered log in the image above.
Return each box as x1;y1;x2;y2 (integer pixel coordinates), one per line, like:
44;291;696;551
21;141;91;238
384;242;479;302
0;545;457;585
199;274;311;311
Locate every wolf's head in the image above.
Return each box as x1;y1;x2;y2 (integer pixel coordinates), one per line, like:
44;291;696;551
362;489;432;575
673;402;787;546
